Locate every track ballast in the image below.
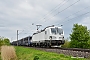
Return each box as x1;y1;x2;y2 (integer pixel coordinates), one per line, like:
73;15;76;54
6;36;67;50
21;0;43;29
28;47;90;58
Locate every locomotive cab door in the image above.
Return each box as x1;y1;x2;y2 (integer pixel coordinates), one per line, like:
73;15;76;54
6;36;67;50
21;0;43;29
45;31;47;40
45;29;50;40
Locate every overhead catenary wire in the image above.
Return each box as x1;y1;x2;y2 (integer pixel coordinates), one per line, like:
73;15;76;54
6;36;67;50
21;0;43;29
30;0;80;29
57;11;90;26
34;0;70;24
28;0;80;29
55;6;90;26
42;0;69;21
32;0;81;30
43;0;70;22
39;0;67;20
27;0;69;32
44;0;80;23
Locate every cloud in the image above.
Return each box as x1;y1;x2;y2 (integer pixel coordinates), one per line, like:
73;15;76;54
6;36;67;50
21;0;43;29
0;0;90;41
79;17;90;29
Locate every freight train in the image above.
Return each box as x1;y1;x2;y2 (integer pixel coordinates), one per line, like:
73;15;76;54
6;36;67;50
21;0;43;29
11;25;65;47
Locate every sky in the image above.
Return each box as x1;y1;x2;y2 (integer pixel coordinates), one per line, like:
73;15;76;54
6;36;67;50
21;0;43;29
0;0;90;42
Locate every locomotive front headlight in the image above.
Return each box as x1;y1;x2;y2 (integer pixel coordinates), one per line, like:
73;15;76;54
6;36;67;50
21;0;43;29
62;36;64;40
59;36;64;39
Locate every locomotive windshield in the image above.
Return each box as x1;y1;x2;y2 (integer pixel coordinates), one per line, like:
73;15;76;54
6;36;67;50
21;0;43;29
51;28;63;34
51;28;57;34
57;28;63;34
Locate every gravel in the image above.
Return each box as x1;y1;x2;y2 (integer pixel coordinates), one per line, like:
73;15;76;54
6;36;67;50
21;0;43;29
33;47;90;58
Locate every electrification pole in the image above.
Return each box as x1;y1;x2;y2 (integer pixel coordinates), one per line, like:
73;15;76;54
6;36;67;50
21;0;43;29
17;30;18;46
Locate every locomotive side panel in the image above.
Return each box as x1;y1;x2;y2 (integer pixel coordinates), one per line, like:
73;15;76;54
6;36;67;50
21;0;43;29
45;28;51;40
32;31;45;43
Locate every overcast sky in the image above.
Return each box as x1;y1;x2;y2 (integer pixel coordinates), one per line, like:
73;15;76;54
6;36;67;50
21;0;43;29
0;0;90;41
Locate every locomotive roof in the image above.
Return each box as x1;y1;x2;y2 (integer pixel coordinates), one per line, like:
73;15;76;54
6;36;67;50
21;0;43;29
33;25;62;35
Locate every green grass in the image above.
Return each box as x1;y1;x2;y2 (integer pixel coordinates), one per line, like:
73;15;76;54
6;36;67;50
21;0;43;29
15;46;88;60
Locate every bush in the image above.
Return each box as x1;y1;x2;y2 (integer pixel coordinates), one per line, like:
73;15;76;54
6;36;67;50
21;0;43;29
0;37;10;47
1;46;17;60
0;38;3;47
88;40;90;48
70;24;90;48
62;40;70;48
3;38;10;45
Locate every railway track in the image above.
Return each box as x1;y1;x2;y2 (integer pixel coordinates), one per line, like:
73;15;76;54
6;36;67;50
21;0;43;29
28;47;90;58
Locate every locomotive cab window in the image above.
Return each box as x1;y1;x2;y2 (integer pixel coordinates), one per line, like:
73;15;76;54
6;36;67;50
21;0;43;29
57;28;63;35
51;28;56;34
51;28;63;35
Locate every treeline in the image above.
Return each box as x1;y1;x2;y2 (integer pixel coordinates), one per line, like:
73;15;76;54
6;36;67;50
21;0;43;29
62;23;90;49
0;37;10;47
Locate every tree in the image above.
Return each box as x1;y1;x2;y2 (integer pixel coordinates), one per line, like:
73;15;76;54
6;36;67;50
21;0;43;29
0;37;4;47
70;23;90;48
3;38;10;45
88;30;90;48
0;40;3;47
0;37;10;46
61;38;70;48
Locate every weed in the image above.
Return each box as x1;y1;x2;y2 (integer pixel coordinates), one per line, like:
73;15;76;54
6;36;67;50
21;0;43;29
1;46;17;60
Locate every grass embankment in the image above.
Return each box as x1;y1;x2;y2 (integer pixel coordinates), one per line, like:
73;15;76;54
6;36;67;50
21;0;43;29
15;46;87;60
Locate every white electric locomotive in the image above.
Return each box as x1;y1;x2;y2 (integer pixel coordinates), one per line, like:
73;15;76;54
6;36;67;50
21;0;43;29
31;25;65;47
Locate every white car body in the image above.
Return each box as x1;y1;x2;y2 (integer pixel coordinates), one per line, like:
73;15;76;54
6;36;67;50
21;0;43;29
31;25;65;46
